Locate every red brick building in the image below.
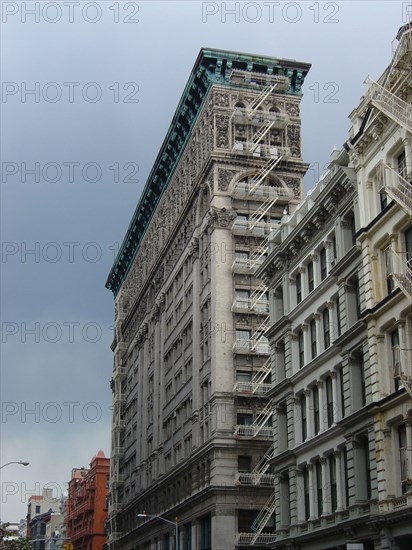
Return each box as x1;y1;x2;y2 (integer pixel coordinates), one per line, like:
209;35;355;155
66;450;110;550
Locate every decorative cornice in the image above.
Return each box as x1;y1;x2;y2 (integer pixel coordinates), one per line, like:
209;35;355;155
106;49;311;296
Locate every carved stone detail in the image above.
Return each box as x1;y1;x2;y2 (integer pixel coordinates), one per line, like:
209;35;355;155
218;168;237;191
215;115;230;149
287;124;301;157
285;102;300;117
283;176;301;199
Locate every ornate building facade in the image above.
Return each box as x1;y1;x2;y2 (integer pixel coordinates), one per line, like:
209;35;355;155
253;23;412;550
106;49;311;549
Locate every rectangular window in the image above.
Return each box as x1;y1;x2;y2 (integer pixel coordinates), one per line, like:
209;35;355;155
237;412;253;425
235;250;250;268
398;151;407;178
358;434;372;500
336;296;341;337
405;226;412;257
303;467;310;520
320;248;327;280
301;394;307;441
308;261;314;292
235;289;250;309
329;454;337;512
183;523;192;550
332;235;337;264
391;329;402;391
235;249;249;259
199;515;211;550
343;446;349;508
237;510;258;534
326;376;334;427
236;370;252;383
313;386;320;435
385;247;395;294
380;190;388;211
360;353;366;407
355;279;361;320
296;272;302;304
323;308;330;349
238;456;252;473
398;424;408;495
298;330;304;368
236;329;251;351
310;319;317;359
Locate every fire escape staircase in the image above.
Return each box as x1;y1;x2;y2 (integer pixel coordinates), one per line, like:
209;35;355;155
235;442;277;488
248;84;278;113
392;24;412;72
250;283;268;307
249;242;269;269
377;161;412;216
393;345;412;398
365;77;412;133
234;400;274;438
249;317;270;350
249;491;277;545
234;358;272;395
387;247;412;301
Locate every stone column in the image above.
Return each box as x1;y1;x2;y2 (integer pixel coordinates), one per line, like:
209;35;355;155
296;469;305;522
308;463;316;520
212;510;235;550
320;457;329;516
327;301;336;344
335;450;344;512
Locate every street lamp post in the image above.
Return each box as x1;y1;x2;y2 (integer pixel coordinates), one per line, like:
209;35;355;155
0;461;30;470
137;513;179;550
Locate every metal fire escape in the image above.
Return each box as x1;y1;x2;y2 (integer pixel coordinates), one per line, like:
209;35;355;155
393;345;412;398
366;25;412;215
377;161;412;216
230;78;291;545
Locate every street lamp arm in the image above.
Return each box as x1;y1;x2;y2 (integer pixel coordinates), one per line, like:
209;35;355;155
138;515;176;527
0;461;30;470
137;514;178;549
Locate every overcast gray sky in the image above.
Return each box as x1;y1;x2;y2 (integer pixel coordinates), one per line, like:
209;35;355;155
0;0;407;523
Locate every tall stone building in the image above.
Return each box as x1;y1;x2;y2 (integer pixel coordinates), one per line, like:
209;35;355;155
252;23;412;550
106;48;310;549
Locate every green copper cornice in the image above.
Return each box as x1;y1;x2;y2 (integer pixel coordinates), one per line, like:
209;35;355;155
106;48;311;296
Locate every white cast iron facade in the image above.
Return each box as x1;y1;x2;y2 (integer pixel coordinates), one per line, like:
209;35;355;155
255;23;412;550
